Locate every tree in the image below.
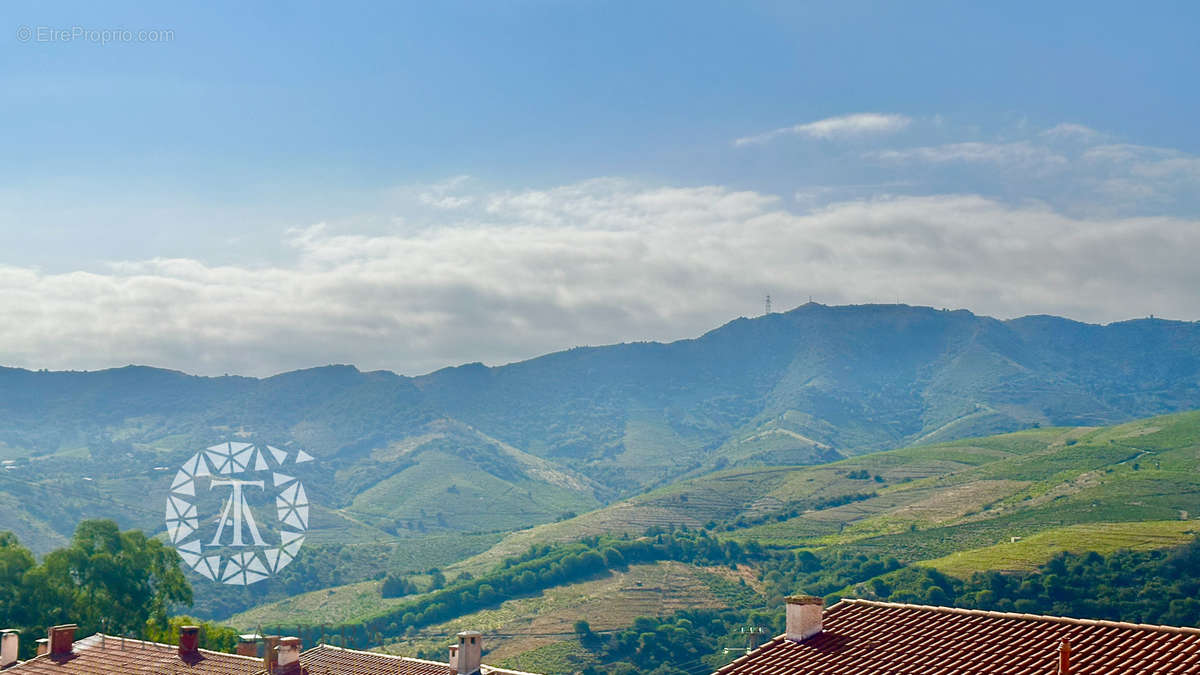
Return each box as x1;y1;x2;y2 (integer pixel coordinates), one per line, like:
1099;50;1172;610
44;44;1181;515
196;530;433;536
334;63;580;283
429;569;446;590
601;547;626;568
144;615;240;652
25;520;192;638
381;573;415;598
0;532;36;627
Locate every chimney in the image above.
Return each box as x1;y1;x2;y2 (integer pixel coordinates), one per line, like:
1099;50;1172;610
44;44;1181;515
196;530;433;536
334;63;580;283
275;637;302;674
1058;638;1071;675
785;595;824;642
35;639;48;657
448;644;458;671
454;631;482;675
236;634;260;658
178;625;200;656
1;630;18;669
262;635;280;673
48;625;77;656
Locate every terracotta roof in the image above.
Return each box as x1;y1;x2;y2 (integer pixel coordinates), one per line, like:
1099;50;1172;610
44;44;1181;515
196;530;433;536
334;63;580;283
269;644;541;675
715;599;1200;674
5;634;263;674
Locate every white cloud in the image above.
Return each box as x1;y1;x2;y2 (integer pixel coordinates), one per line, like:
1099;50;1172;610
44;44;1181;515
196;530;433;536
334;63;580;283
1041;123;1103;141
735;113;911;146
871;141;1069;170
0;181;1197;377
1082;144;1200;180
417;175;475;209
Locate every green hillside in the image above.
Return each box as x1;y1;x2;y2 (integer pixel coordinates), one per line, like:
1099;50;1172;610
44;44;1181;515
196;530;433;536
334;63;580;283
231;410;1200;644
533;410;1200;566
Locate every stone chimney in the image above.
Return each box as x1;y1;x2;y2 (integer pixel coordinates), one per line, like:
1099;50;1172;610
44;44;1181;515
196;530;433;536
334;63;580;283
34;639;48;657
785;595;824;642
454;631;482;675
448;644;458;672
1;630;18;669
48;625;77;656
262;635;280;672
178;625;200;656
236;634;260;658
275;636;302;672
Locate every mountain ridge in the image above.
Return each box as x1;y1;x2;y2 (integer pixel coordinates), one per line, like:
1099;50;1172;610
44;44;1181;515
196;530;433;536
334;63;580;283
3;302;1200;555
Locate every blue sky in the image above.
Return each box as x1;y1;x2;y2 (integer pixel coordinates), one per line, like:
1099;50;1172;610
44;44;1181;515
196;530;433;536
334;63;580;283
2;1;1200;375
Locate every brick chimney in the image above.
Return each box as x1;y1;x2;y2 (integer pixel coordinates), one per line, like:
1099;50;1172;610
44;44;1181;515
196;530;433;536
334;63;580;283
262;635;280;673
454;631;482;675
178;625;200;656
785;595;824;642
236;634;260;658
34;639;47;657
48;625;77;656
275;637;302;674
1;629;18;669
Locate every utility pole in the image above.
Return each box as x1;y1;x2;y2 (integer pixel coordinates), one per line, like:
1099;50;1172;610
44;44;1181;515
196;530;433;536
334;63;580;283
724;626;767;655
745;626;766;651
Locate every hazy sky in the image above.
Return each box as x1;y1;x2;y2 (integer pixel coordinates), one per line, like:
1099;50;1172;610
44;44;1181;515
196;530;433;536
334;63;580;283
3;1;1199;376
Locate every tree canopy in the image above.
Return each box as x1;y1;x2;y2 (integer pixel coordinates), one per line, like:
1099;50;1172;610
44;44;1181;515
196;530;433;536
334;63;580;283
1;520;193;658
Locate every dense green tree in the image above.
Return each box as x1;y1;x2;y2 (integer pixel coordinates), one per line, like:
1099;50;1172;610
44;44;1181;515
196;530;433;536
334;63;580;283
3;520;193;657
144;615;240;652
0;532;36;627
381;573;417;598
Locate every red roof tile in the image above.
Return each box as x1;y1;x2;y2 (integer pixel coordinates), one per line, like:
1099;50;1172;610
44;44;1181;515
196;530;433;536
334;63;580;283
4;635;543;675
269;644;540;675
6;634;263;674
715;599;1200;674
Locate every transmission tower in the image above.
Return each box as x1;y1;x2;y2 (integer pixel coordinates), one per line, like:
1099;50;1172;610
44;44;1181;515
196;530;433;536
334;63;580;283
764;294;772;315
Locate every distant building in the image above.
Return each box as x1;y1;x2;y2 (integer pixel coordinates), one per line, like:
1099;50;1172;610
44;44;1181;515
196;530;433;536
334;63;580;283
714;595;1200;674
0;624;540;675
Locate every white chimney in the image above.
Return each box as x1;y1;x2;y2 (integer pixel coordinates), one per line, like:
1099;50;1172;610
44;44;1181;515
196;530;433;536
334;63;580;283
1;630;18;669
455;631;482;675
785;595;825;642
276;637;302;670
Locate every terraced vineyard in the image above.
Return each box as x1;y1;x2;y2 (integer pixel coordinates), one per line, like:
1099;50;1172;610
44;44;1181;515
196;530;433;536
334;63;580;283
380;561;738;664
918;521;1199;576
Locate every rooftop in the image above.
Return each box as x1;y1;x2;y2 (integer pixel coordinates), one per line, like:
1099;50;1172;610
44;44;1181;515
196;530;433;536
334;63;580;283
5;634;262;674
716;598;1200;674
0;628;543;675
279;644;541;675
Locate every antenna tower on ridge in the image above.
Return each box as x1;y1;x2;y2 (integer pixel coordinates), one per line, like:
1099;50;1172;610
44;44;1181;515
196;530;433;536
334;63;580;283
764;294;772;315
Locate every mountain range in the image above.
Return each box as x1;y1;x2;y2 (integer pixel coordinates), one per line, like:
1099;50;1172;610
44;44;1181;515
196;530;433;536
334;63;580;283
2;302;1199;554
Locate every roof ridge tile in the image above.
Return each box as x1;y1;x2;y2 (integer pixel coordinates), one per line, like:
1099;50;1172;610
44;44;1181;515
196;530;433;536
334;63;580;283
834;599;1200;637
